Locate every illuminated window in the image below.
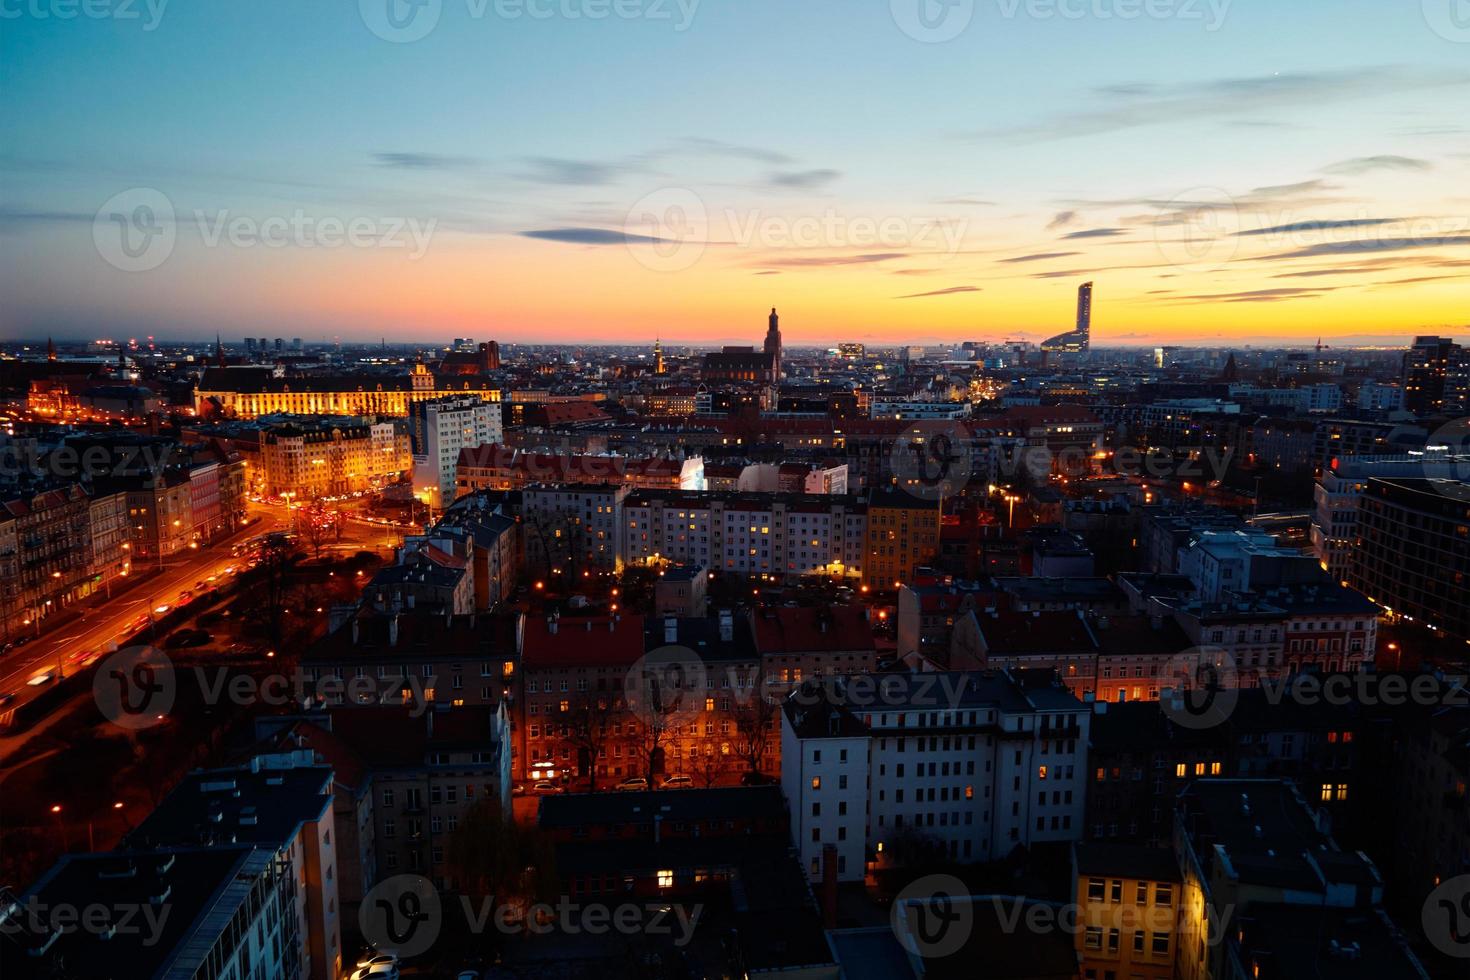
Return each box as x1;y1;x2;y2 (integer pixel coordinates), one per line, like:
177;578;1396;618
1038;766;1048;780
657;869;673;888
811;777;821;790
1320;783;1332;802
1175;763;1187;778
1210;762;1222;775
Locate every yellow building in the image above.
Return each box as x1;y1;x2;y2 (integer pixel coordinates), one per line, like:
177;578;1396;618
197;363;500;419
1073;843;1182;980
259;420;409;500
861;487;938;590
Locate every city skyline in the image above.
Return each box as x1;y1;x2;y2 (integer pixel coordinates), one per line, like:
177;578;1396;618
3;1;1469;346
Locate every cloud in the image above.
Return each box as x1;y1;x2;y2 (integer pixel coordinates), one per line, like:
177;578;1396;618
1168;287;1337;303
1321;155;1431;176
762;252;907;268
1259;234;1470;260
895;286;982;299
519;227;678;246
763;169;842;190
1235;217;1401;237
677;138;792;165
1061;227;1126;240
1000;251;1082;264
1047;211;1077;229
973;67;1470;143
938;197;997;207
754;270;782;275
516;157;628;186
372;152;477;170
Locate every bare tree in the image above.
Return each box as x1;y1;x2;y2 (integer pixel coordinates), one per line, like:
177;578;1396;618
565;691;617;792
731;669;780;777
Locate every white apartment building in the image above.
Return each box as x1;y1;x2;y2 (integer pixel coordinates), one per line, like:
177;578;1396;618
622;489;868;581
409;395;503;509
781;670;1090;883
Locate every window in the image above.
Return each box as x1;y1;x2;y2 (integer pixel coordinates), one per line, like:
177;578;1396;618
1155;884;1173;907
1151;932;1170;955
1087;878;1106;902
1084;927;1103;950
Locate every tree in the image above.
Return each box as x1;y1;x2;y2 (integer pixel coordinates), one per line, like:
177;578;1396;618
255;532;298;649
300;502;339;560
731;670;779;776
445;799;558;922
565;692;617;792
626;647;706;784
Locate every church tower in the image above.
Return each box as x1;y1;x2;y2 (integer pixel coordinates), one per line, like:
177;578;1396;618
654;337;666;375
763;308;782;382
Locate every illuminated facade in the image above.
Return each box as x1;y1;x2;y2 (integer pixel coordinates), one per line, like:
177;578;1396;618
196;363;501;419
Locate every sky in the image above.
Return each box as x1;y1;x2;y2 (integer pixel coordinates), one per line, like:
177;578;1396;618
2;0;1469;347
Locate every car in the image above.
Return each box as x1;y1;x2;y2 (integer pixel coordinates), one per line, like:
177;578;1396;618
661;775;694;789
616;777;649;792
348;965;398;980
355;952;399;971
0;692;15;705
531;781;563;795
26;672;53;687
512;783;526;797
740;771;775;786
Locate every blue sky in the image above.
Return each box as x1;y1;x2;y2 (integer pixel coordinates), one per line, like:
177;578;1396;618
3;0;1468;344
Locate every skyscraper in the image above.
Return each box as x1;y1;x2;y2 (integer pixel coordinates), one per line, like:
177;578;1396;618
1040;282;1093;355
1402;335;1467;415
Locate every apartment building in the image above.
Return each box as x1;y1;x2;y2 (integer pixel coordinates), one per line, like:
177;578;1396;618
522;483;627;576
259;418;409;500
408;394;503;509
622;488;868;581
1072;843;1182;980
781;669;1090;882
863;487;940;590
1350;477;1470;642
455;443;703;495
126;757;343;980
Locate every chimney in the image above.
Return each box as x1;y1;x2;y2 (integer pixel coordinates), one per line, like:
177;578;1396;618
654;813;663;845
548;615;558;635
821;844;839;929
718;609;733;642
388;614;399;647
665;618;678;644
351;618;360;644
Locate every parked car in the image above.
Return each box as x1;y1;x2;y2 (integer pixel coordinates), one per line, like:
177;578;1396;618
661;775;694;789
512;783;526;797
348;965;398;980
740;771;775;786
616;777;649;792
531;781;563;795
165;628;212;649
26;672;53;687
355;953;398;971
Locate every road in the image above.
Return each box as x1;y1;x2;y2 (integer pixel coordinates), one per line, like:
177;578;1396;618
0;499;405;719
0;512;291;711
